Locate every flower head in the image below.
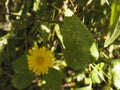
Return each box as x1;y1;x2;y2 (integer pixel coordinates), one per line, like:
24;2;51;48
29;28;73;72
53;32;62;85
27;44;55;75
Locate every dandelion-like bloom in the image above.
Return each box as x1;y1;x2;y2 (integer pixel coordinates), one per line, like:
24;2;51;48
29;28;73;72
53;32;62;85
27;44;55;75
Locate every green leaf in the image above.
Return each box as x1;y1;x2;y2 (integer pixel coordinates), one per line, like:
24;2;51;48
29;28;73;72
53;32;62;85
12;73;34;89
61;15;99;70
54;24;65;48
90;63;105;84
111;59;120;89
0;33;11;65
90;70;101;84
40;23;50;42
12;54;31;74
42;69;64;90
104;0;120;47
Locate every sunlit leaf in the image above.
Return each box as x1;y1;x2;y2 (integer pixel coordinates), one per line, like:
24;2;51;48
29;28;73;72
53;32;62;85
90;70;101;84
111;59;120;89
64;8;74;17
90;63;105;84
41;24;50;33
104;0;120;47
84;78;92;85
0;33;10;65
54;24;65;48
40;23;50;42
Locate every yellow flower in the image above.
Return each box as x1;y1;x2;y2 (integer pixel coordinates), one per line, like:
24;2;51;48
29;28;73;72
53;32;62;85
27;44;55;75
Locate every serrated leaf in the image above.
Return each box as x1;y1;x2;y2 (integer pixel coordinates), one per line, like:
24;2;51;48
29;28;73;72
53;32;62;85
105;16;120;47
42;69;63;90
61;15;99;70
12;73;34;89
104;0;120;47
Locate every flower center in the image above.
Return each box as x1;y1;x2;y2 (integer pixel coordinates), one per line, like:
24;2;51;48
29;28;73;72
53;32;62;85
37;57;44;64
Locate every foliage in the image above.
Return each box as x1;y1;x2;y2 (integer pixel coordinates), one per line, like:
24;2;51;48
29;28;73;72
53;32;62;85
0;0;120;90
